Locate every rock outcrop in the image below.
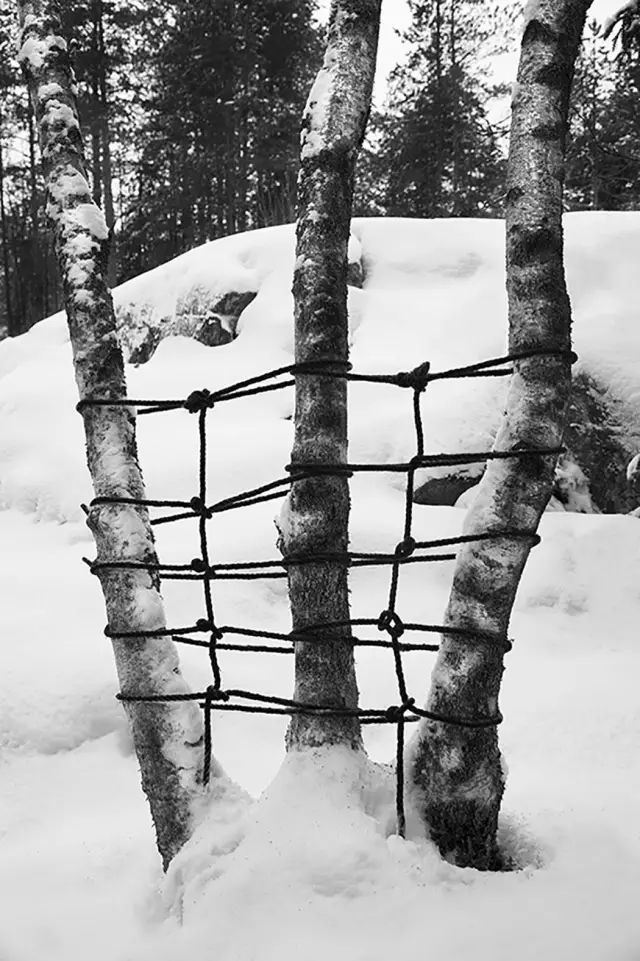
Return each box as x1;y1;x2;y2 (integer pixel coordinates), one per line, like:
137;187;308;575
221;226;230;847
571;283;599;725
417;370;638;515
117;288;258;365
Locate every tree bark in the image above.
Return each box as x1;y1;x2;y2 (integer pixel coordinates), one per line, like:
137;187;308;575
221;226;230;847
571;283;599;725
409;0;592;870
0;125;14;335
282;0;381;751
16;0;212;870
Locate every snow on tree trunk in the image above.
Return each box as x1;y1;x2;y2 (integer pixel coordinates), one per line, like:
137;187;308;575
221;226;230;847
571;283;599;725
282;0;381;751
16;0;213;869
409;0;592;870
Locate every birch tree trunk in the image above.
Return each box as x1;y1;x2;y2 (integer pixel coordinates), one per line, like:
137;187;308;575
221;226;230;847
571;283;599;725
282;0;381;751
409;0;592;870
17;0;211;869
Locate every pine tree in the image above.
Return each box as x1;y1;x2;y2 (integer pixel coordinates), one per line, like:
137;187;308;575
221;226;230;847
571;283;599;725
565;13;640;210
355;0;510;218
118;0;322;278
0;0;62;335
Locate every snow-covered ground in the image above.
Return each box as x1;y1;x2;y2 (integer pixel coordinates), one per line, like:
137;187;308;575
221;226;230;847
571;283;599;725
1;214;639;961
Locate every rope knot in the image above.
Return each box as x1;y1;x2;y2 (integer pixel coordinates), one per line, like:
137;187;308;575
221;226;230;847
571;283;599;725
377;609;405;637
385;698;415;722
395;361;431;391
196;618;212;632
205;685;229;702
189;496;212;517
395;536;416;558
191;557;207;573
184;389;215;413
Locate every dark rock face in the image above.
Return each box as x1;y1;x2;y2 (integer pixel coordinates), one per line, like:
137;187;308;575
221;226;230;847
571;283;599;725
116;287;257;365
414;370;638;515
116;233;365;366
347;257;364;289
117;267;365;367
413;473;479;506
116;303;163;366
563;371;635;514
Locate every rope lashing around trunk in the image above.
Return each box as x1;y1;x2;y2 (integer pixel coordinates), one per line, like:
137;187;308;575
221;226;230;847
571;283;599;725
79;347;576;837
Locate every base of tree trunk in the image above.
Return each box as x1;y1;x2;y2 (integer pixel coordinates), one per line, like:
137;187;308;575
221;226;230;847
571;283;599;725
422;797;505;871
410;721;506;871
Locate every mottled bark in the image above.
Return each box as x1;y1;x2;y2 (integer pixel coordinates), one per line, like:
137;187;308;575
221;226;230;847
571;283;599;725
410;0;592;869
16;0;210;869
0;131;14;334
283;0;381;750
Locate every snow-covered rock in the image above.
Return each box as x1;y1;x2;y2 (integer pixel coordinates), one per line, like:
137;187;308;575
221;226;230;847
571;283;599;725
110;229;366;364
3;214;640;519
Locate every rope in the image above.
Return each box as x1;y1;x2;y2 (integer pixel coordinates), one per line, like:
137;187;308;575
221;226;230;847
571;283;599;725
85;350;569;837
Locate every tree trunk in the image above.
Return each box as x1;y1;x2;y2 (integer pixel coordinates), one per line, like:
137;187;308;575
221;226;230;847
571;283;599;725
0;125;14;335
16;0;211;870
434;0;444;215
409;0;591;870
282;0;381;752
96;0;118;284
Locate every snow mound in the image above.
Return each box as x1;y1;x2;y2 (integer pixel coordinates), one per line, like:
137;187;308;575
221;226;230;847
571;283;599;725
2;213;640;524
2;214;640;961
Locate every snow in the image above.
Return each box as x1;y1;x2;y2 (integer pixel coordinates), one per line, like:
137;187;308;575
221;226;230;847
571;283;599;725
521;0;542;27
1;213;640;960
300;48;335;160
17;35;46;70
42;99;78;131
603;0;639;36
37;81;64;99
69;202;109;241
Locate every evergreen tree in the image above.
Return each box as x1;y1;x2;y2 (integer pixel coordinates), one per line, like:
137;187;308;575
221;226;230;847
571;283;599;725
0;0;61;334
0;0;150;333
119;0;322;278
355;0;510;218
566;16;640;210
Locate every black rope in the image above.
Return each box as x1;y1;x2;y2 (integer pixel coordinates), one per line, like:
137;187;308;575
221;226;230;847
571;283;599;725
90;350;565;836
76;349;577;413
115;686;503;727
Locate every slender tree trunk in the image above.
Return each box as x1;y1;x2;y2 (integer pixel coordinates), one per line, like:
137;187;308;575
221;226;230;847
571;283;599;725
90;0;102;208
97;1;113;228
26;98;44;328
16;0;213;870
409;0;591;870
434;0;444;214
96;1;118;283
0;127;15;335
282;0;381;751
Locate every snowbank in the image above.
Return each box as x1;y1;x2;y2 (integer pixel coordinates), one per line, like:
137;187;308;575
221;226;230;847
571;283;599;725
1;214;640;961
3;213;640;524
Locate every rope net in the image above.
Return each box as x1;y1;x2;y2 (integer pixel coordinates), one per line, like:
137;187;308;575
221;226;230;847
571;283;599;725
80;347;575;836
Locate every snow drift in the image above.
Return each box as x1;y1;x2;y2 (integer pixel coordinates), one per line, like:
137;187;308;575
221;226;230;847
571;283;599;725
1;214;640;961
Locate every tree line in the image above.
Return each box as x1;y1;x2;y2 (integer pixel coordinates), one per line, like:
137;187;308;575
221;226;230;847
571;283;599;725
2;0;640;337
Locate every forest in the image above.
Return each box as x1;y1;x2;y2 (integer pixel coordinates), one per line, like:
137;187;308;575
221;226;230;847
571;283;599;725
1;0;640;337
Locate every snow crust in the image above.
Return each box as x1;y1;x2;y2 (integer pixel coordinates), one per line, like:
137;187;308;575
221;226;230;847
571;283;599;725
1;213;640;960
18;32;67;71
603;0;638;35
301;57;333;159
